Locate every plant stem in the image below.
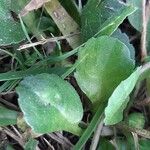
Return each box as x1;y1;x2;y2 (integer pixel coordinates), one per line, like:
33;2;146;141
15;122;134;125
139;62;150;81
78;0;82;13
141;0;148;61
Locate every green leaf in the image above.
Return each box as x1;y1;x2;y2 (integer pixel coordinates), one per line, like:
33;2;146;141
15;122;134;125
12;0;46;39
11;0;25;13
139;138;150;150
127;0;150;50
95;5;136;37
34;16;56;33
104;67;141;125
24;139;38;150
6;144;15;150
116;138;129;150
0;106;18;126
75;36;134;111
16;74;83;135
112;29;135;60
127;0;142;31
0;0;25;45
81;0;135;41
97;138;115;150
127;113;145;129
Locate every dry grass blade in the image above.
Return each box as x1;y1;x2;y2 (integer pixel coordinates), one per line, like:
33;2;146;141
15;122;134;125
20;0;51;16
43;137;55;150
135;97;150;106
18;33;80;50
131;132;140;150
117;123;150;139
0;97;19;111
45;0;81;49
146;0;150;22
11;126;23;139
3;127;24;146
90;117;104;150
47;132;73;149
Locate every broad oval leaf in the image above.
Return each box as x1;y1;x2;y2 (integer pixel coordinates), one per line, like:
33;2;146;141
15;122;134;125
0;0;25;45
75;36;135;111
16;74;83;134
104;67;141;125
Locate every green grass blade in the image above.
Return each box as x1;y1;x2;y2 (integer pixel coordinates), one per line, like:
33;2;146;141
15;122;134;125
6;80;20;92
0;49;25;69
0;67;69;81
72;107;104;150
61;53;88;79
19;15;44;60
0;106;18;126
37;46;80;66
0;81;13;93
